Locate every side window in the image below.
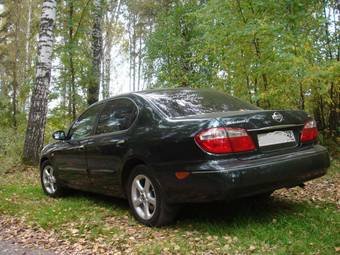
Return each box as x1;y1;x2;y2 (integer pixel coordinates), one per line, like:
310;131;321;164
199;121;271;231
68;104;102;140
96;98;138;135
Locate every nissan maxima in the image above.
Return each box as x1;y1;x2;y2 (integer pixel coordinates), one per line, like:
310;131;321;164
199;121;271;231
40;88;330;226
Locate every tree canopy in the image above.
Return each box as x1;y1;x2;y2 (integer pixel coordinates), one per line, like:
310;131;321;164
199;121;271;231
145;0;339;135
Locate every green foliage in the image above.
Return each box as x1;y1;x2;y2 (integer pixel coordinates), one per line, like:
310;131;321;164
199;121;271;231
0;126;25;172
0;0;40;130
52;0;94;120
0;0;338;159
145;1;209;88
145;0;339;134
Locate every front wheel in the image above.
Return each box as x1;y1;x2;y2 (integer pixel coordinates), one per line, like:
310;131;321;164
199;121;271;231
40;161;66;197
127;165;178;226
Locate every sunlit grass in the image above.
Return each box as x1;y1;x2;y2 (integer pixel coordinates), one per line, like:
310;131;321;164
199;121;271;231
0;161;338;254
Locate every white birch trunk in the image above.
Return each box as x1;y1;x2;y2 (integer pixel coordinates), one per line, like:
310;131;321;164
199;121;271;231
23;0;57;164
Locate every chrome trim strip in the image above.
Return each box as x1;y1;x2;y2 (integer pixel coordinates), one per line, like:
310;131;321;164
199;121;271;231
191;168;242;174
247;124;304;132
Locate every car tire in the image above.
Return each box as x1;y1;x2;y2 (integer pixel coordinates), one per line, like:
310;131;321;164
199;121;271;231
127;165;178;227
40;160;66;197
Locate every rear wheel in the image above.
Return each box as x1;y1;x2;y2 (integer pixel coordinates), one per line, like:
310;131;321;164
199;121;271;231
40;161;66;197
127;165;178;226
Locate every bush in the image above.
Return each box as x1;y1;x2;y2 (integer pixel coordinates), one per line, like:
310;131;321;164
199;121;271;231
318;131;340;158
0;127;25;173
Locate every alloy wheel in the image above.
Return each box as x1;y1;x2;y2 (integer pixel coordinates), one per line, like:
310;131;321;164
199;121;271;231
131;174;157;220
42;165;57;194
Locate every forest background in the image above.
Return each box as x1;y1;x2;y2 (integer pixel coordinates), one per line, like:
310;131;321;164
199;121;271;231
0;0;339;167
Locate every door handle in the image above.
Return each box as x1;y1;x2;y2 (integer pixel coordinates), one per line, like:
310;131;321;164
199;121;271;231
116;139;125;146
77;145;85;150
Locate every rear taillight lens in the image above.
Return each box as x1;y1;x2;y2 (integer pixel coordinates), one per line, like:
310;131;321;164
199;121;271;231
194;127;255;154
300;119;318;143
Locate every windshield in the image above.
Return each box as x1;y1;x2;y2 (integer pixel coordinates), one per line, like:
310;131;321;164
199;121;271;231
142;89;260;118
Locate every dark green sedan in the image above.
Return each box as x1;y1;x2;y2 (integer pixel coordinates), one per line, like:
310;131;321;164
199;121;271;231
40;88;330;226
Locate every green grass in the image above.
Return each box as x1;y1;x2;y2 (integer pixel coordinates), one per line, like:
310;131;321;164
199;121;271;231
0;161;339;254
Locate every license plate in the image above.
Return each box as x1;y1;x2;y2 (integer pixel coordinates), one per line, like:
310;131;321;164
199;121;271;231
257;130;295;147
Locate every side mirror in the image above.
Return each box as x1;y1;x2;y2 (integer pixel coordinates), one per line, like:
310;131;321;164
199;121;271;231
52;130;66;140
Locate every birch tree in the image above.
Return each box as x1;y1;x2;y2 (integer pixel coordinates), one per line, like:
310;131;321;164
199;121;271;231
23;0;57;164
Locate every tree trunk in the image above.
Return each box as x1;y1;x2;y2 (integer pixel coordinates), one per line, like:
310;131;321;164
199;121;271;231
254;77;259;107
128;11;137;92
132;25;136;91
23;0;57;164
137;32;142;91
252;36;271;109
11;0;21;129
68;1;76;120
246;75;252;103
299;82;305;110
24;0;32;77
102;0;121;98
103;53;111;98
88;0;103;105
102;21;112;99
129;23;132;91
22;0;34;113
323;1;338;134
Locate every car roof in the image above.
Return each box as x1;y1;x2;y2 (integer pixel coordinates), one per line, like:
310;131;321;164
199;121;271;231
134;87;200;95
89;88;207;107
132;87;212;96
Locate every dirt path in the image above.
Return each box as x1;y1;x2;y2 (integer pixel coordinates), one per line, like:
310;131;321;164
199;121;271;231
0;240;55;255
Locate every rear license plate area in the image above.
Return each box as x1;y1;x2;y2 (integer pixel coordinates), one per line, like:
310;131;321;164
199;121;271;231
257;130;296;147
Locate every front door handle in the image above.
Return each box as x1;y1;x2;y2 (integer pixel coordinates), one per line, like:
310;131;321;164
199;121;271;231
116;139;125;146
75;144;85;150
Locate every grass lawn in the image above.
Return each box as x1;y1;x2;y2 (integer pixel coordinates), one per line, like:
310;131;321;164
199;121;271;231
0;161;339;254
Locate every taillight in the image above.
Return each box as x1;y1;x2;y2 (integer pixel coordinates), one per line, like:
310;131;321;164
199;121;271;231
300;119;318;143
194;127;255;154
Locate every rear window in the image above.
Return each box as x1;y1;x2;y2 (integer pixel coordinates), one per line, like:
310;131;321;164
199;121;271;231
143;89;259;118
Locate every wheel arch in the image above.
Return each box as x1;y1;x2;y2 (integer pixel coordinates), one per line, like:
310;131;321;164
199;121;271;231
121;157;147;196
40;156;49;169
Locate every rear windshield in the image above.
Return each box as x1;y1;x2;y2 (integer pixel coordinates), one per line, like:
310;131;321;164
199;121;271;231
143;89;260;118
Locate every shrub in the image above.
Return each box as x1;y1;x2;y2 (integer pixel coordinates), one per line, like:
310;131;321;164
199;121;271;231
0;127;25;173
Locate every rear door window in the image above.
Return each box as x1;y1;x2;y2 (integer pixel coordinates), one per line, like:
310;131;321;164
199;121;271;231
95;98;138;134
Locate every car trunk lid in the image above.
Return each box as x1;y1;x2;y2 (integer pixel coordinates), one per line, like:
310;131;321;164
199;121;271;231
177;110;307;153
217;110;307;152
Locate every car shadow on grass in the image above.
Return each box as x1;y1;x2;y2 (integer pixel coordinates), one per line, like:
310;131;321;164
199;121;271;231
174;195;310;231
64;189;130;211
180;196;294;219
64;189;303;229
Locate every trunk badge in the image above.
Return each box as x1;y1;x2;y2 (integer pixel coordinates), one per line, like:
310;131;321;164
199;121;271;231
272;112;284;122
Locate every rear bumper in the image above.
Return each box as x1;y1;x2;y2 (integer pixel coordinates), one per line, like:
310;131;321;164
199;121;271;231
154;145;330;203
